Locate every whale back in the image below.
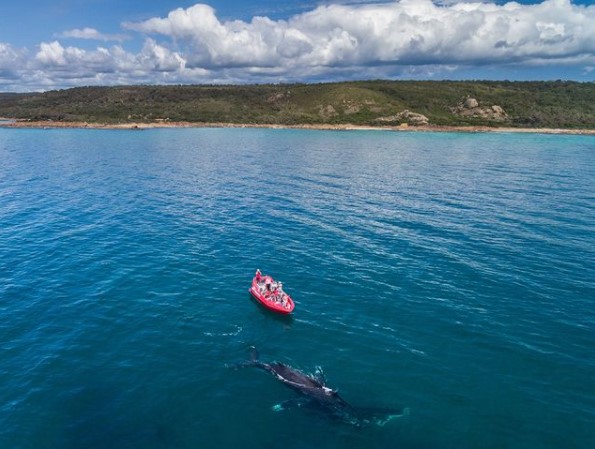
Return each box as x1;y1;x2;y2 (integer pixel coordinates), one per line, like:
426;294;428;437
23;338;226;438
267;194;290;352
269;363;323;388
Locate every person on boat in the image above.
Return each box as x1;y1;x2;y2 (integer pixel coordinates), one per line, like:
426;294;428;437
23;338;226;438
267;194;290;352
255;269;262;283
265;280;272;293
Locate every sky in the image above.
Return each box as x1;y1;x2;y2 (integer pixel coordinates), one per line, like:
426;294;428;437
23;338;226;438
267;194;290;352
0;0;594;91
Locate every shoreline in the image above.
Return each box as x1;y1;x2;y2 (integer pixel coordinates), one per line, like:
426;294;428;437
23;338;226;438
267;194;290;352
1;120;594;135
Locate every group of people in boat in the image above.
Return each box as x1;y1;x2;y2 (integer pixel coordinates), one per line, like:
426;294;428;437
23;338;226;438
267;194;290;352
254;269;290;309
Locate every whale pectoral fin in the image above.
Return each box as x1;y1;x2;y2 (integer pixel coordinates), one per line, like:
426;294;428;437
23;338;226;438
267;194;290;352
271;398;311;412
225;363;247;371
249;346;260;362
228;345;260;370
226;361;257;370
359;406;410;426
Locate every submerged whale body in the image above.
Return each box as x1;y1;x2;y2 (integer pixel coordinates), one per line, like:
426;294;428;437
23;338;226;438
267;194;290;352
232;347;409;427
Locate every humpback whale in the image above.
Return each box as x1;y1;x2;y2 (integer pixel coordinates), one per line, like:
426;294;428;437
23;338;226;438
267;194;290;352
231;347;408;427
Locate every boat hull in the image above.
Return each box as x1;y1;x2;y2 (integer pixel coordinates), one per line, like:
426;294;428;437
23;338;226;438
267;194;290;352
249;275;295;314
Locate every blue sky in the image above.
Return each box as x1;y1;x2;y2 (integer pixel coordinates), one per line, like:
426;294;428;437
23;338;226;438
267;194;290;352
1;0;594;91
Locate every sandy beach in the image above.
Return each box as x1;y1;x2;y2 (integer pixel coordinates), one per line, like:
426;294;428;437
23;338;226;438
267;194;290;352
1;119;594;135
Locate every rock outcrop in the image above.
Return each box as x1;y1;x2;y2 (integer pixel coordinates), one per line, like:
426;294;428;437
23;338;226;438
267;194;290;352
318;104;338;119
373;110;429;126
453;97;508;121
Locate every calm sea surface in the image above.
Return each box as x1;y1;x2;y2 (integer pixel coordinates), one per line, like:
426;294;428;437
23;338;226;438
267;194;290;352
0;128;594;449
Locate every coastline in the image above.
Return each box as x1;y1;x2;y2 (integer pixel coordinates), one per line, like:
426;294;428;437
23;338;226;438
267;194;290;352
1;119;594;135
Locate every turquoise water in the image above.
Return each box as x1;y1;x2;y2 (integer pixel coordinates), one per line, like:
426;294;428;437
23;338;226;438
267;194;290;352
0;128;594;449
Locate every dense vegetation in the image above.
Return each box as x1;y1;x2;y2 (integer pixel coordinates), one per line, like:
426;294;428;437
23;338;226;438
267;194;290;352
1;81;594;128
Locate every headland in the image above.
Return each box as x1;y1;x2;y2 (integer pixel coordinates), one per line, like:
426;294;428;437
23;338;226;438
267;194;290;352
1;81;594;133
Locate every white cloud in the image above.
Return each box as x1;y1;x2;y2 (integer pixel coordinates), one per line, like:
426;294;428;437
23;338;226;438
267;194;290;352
124;0;595;69
58;27;128;42
138;38;186;72
0;43;22;69
10;39;192;90
35;41;68;66
0;43;26;82
33;40;181;73
2;1;595;91
35;41;110;68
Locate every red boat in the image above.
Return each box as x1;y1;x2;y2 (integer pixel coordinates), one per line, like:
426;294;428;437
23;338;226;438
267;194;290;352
249;270;295;314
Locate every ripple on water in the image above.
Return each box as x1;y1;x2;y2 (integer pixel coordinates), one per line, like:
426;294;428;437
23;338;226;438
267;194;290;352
0;128;594;449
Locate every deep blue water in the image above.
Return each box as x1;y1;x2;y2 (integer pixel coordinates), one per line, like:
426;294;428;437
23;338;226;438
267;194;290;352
0;127;594;449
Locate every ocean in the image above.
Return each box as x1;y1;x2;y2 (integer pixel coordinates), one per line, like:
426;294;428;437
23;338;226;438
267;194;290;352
0;127;594;449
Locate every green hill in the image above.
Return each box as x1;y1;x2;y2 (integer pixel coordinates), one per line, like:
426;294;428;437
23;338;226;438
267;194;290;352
1;81;594;129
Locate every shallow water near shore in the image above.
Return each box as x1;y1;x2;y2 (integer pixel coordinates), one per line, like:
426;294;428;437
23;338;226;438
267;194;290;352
1;127;594;449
